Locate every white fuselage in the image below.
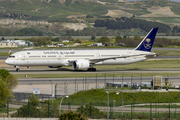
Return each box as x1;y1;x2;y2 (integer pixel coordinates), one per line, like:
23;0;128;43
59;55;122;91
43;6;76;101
5;49;155;67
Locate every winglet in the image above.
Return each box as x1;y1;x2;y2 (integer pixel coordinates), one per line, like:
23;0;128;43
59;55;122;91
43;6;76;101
135;28;158;52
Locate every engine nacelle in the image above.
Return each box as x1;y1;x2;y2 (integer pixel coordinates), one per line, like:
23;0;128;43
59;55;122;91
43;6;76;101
48;66;62;68
73;60;90;70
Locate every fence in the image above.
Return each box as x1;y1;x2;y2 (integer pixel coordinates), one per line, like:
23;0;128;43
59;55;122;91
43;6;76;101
1;75;180;119
54;75;179;96
13;93;62;103
2;97;180;119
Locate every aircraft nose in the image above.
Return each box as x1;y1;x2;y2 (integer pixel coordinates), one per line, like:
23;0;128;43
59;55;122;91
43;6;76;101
5;59;10;65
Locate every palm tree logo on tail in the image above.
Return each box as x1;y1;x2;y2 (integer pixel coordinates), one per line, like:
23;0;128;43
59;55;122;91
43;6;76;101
143;38;151;49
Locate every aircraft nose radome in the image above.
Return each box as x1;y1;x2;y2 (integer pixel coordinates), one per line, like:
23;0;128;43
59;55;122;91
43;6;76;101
5;60;8;64
5;60;10;64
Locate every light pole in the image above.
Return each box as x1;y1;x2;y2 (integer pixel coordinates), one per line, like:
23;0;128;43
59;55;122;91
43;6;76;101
96;73;98;89
106;91;109;120
59;96;69;115
122;74;124;90
113;100;116;118
49;80;53;104
116;92;123;117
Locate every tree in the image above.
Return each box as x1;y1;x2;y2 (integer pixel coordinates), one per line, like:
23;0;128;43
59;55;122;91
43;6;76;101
98;36;110;44
133;35;141;40
29;93;40;107
12;93;40;117
91;36;96;40
0;69;10;80
0;69;18;107
74;38;83;43
115;36;122;43
1;37;4;40
86;15;94;18
4;74;18;90
76;104;105;119
0;80;10;107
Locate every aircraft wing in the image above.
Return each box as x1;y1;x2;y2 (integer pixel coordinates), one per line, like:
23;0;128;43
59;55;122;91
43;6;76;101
68;53;156;64
68;54;152;63
89;54;143;63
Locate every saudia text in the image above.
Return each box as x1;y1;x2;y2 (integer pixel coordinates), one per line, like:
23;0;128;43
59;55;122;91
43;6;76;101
43;51;75;55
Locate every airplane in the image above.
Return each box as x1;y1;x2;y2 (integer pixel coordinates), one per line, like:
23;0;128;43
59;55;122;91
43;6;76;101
5;27;158;72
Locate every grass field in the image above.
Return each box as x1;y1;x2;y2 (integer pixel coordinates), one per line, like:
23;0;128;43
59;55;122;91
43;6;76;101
58;89;180;106
151;17;180;25
153;50;180;56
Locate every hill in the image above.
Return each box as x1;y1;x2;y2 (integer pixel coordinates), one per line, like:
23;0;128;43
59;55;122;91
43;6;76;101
0;0;179;21
0;0;180;36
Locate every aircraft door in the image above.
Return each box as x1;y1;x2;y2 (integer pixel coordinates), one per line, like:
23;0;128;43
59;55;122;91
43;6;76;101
21;54;25;60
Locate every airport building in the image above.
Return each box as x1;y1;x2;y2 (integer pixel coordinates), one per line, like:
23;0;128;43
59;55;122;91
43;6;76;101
0;41;18;47
0;40;33;47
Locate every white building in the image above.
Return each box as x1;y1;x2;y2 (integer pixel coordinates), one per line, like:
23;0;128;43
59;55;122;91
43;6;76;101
7;40;28;47
0;41;18;47
62;40;69;43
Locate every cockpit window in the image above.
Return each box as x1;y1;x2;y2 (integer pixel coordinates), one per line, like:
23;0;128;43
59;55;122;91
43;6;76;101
9;56;15;58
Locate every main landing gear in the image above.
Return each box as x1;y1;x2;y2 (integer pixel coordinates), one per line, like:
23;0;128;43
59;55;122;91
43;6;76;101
87;64;96;71
15;66;20;72
16;68;20;72
87;68;96;71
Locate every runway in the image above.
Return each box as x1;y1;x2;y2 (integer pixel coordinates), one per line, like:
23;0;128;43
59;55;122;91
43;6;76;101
7;68;180;74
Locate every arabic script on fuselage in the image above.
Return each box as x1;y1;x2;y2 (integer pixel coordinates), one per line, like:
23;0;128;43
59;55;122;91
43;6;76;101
43;51;75;55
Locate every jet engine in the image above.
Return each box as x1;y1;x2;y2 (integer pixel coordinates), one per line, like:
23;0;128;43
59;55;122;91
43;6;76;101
73;60;90;70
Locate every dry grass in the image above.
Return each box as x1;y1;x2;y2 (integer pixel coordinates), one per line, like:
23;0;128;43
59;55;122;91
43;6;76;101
0;60;11;68
105;10;133;18
139;6;180;17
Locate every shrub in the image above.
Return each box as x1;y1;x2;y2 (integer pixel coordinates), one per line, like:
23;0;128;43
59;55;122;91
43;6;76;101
76;104;106;119
59;111;87;120
12;93;40;117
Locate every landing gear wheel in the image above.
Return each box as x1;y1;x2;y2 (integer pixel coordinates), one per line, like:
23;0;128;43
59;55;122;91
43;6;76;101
87;68;96;71
16;68;20;72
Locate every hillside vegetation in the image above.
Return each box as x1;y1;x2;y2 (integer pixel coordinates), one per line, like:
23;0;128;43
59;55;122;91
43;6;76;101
0;0;180;21
1;0;180;36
